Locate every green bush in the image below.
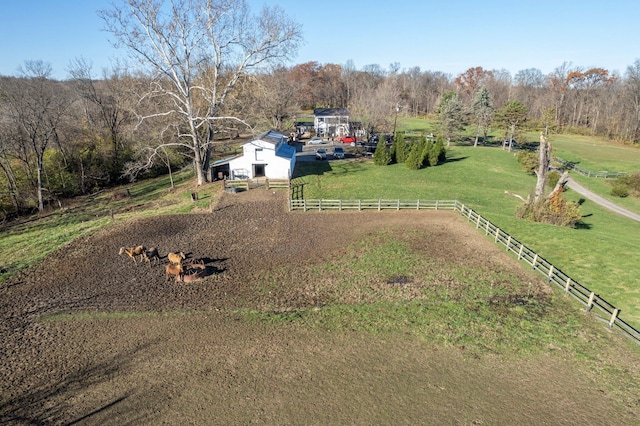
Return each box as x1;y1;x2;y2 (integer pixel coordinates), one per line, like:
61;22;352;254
546;170;560;189
611;185;629;198
516;151;538;174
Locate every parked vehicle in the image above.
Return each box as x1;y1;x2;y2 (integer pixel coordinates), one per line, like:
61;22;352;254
315;148;327;160
333;147;345;159
339;135;356;144
308;137;325;145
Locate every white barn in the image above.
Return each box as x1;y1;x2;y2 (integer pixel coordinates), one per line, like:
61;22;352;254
228;130;296;180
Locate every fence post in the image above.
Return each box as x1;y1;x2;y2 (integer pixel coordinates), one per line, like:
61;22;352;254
339;199;342;211
358;199;362;211
586;292;595;312
417;199;420;210
517;244;523;260
303;199;307;212
506;235;512;251
564;278;572;295
609;309;620;328
467;208;473;220
319;199;322;211
436;200;440;210
532;253;538;270
494;228;500;243
548;265;554;283
485;221;490;236
397;199;400;211
378;199;381;211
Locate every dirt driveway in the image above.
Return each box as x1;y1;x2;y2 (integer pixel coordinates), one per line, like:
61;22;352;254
1;189;638;424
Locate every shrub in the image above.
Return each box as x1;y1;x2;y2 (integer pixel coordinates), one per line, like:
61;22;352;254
611;185;629;198
516;151;538;174
546;170;560;189
516;192;582;228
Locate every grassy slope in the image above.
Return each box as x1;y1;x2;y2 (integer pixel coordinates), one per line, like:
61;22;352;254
0;169;219;282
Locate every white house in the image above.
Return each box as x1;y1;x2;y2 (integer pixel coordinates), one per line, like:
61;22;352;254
313;108;350;138
228;130;296;180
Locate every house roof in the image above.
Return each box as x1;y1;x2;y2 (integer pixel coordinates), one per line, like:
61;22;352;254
313;108;350;117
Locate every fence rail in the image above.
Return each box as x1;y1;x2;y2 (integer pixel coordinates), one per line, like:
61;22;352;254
289;198;640;344
288;199;457;212
555;158;635;179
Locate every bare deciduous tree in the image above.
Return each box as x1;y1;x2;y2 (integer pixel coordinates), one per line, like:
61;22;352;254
99;0;302;185
1;61;72;211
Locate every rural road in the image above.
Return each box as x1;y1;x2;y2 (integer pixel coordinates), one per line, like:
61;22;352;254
566;177;640;222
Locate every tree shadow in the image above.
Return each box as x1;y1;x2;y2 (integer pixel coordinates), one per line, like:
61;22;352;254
443;155;468;164
0;338;162;425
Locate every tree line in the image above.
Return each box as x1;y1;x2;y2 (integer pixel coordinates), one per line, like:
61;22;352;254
1;0;639;219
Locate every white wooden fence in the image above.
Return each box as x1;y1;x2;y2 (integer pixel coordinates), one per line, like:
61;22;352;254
288;198;640;344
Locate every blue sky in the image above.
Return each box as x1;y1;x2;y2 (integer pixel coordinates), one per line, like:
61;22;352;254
1;0;639;80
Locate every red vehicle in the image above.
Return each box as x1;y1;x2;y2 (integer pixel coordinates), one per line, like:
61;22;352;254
339;135;356;144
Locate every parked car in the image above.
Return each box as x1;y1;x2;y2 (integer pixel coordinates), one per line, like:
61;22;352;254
308;137;325;145
333;146;345;159
315;147;327;160
339;135;356;144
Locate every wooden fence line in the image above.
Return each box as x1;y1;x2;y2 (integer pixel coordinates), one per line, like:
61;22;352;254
554;157;636;179
288;198;640;344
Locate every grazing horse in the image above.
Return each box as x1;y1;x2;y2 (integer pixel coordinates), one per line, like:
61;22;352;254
167;251;186;265
165;263;184;281
119;245;147;264
143;247;160;265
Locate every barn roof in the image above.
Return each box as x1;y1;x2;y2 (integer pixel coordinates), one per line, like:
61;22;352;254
313;108;350;117
255;129;288;145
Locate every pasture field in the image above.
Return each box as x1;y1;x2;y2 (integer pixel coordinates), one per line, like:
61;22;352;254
1;190;639;424
542;132;640;174
293;145;640;328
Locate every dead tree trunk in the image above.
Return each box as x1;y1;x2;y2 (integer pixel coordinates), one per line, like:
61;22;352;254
534;132;552;202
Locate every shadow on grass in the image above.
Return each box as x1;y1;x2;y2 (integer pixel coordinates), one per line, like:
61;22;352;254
443;156;468;164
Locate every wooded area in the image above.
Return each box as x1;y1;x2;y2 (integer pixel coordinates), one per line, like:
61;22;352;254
1;0;640;219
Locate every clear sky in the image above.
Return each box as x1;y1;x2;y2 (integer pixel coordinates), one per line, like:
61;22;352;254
1;0;639;80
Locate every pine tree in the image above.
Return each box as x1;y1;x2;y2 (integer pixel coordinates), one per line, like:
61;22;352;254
373;139;391;165
405;142;422;170
393;132;407;164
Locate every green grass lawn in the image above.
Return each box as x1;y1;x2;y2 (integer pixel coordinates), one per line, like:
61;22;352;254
294;144;640;328
522;131;640;173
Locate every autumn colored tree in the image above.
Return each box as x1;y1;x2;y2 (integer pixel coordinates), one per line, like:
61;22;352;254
455;67;493;104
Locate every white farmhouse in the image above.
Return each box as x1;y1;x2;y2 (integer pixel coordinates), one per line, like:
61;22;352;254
228;130;296;180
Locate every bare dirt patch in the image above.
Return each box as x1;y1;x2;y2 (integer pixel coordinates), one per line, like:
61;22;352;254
1;189;638;424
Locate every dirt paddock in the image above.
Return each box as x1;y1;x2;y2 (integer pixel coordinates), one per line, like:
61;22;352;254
1;190;638;424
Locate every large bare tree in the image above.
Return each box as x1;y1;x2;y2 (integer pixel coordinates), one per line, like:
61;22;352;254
99;0;302;185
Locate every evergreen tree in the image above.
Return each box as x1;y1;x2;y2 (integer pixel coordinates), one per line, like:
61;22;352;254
470;86;494;147
431;136;446;165
391;132;407;164
373;139;391;165
405;141;422;169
